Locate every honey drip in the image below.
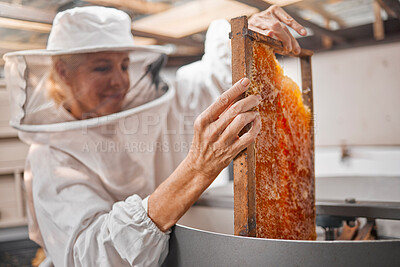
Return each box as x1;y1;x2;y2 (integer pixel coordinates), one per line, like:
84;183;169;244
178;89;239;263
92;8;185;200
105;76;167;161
249;42;316;240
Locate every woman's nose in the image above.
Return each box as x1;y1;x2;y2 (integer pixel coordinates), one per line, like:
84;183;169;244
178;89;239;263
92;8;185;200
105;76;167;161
110;69;128;88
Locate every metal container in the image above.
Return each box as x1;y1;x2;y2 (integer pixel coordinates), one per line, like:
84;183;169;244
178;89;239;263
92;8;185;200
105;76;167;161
163;223;400;267
163;182;400;266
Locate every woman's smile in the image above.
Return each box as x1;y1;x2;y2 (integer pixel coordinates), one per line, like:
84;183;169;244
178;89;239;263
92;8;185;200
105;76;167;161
99;90;126;99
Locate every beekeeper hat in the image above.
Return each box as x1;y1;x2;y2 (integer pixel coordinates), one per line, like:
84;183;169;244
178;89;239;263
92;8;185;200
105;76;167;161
3;6;171;58
3;6;173;132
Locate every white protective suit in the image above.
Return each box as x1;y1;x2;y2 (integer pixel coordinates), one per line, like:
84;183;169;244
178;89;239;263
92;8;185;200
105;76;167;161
4;20;232;266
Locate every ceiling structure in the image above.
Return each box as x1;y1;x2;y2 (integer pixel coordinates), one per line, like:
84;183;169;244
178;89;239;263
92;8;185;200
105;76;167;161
0;0;399;68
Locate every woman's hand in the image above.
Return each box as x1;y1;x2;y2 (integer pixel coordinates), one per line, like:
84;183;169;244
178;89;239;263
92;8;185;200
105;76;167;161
148;77;261;232
186;77;262;180
248;5;307;55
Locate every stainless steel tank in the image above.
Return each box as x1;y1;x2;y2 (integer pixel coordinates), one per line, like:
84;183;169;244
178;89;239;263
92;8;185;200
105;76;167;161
163;224;400;267
163;182;400;267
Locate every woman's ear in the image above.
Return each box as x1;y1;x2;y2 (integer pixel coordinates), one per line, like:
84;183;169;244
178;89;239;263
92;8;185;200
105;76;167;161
54;60;71;85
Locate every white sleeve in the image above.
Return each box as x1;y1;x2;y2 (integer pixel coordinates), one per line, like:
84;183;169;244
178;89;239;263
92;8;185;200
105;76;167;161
28;146;169;267
71;195;169;267
173;19;232;117
162;20;233;177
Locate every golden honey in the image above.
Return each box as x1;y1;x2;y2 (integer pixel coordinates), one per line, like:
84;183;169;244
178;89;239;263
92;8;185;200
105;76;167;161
248;42;316;240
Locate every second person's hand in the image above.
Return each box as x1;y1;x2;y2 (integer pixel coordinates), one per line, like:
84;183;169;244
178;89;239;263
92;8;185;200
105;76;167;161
248;5;307;55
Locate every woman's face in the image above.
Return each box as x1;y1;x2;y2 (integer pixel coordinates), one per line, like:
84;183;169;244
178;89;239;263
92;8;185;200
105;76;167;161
59;51;130;119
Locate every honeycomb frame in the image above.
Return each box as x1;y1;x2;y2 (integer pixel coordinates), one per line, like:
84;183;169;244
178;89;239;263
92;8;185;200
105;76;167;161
230;16;315;240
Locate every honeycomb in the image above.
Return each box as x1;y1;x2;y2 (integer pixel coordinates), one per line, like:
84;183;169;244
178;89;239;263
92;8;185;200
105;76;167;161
248;42;316;240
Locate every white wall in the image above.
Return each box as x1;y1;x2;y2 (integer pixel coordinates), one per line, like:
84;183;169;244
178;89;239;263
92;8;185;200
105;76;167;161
311;43;400;146
283;43;400;146
237;42;400;147
279;43;400;180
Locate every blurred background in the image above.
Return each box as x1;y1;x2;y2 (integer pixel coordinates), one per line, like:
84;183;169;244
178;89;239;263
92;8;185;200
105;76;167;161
0;0;399;265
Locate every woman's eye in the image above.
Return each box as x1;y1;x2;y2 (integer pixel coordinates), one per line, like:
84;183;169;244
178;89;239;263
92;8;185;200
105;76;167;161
93;66;111;72
121;65;129;71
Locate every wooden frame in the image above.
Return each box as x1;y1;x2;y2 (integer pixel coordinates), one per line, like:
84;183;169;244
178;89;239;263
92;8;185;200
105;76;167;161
230;16;314;237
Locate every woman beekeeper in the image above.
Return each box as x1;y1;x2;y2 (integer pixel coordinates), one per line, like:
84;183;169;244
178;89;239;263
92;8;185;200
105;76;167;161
3;5;306;267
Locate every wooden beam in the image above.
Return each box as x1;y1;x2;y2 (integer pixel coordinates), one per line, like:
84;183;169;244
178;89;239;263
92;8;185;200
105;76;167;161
263;0;302;6
0;40;44;51
373;0;385;40
0;17;51;33
322;19;333;48
172;45;204;56
376;0;400;19
0;10;201;48
166;55;203;67
132;0;258;39
131;28;204;47
132;36;157;46
283;6;347;43
0;2;55;24
0;13;200;48
84;0;170;14
236;0;347;43
297;18;400;52
297;1;346;28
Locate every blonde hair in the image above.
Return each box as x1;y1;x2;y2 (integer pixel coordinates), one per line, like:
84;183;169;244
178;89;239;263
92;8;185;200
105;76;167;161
47;54;86;106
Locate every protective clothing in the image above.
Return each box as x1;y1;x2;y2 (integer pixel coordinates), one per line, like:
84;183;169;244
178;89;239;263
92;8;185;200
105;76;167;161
4;15;232;267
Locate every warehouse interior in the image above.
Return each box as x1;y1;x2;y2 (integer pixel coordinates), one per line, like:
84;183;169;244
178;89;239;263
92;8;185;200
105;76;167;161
0;0;400;266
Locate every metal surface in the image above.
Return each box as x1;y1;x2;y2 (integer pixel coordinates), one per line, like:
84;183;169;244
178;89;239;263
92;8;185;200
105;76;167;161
316;200;400;220
196;190;400;221
163;224;400;267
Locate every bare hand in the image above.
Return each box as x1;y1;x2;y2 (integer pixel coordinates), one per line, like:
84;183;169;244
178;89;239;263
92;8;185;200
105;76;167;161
248;5;307;55
148;79;261;231
187;78;262;180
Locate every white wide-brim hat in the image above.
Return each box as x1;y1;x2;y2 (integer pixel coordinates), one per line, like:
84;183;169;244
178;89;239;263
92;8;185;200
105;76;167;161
3;6;172;59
